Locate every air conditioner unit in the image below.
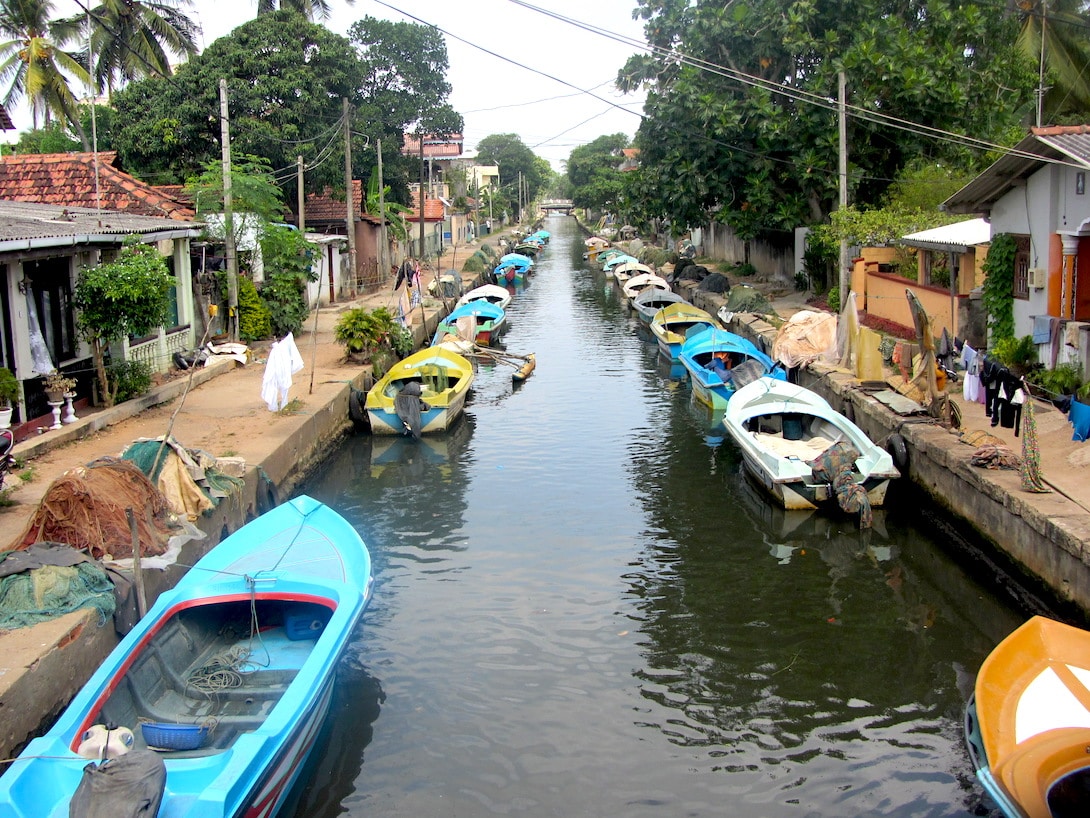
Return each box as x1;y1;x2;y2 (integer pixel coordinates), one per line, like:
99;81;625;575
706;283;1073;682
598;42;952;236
1028;268;1047;289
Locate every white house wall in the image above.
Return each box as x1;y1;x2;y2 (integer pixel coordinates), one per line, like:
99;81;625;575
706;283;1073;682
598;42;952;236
988;164;1064;342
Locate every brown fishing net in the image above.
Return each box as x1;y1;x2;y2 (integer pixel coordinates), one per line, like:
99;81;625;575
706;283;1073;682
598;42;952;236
13;457;174;559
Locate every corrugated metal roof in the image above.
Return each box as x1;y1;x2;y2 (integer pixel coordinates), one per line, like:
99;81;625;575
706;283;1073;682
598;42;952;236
943;126;1090;215
0;200;202;252
902;218;990;252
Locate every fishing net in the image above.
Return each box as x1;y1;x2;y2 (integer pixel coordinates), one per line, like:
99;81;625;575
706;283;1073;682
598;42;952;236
807;442;873;529
14;458;174;559
722;284;775;316
0;561;116;630
120;437;244;522
697;272;731;294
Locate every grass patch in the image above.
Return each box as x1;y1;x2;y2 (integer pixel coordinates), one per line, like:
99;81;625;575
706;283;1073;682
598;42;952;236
277;398;305;416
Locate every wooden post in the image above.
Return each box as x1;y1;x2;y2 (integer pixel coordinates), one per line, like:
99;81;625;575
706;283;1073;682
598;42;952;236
126;507;147;618
343;98;357;297
220;79;239;342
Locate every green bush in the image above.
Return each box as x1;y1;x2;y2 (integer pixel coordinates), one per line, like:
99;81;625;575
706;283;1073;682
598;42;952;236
992;335;1038;371
260;271;309;338
827;286;841;313
107;358;152;403
218;273;271;342
334;306;410;363
1028;362;1082;396
0;367;19;408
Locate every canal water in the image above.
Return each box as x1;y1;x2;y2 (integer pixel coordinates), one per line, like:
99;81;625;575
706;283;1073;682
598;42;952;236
291;216;1030;817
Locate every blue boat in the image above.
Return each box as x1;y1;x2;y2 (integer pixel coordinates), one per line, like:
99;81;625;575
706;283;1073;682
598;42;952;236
433;300;507;346
0;495;373;818
679;327;785;410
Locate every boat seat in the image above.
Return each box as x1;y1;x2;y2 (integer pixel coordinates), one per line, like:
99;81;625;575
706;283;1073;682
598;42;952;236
993;726;1090;818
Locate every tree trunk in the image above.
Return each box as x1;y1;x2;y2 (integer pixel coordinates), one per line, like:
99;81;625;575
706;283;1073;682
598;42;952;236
92;339;113;408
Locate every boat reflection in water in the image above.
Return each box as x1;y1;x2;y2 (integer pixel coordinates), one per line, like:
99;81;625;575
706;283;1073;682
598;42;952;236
366;413;473;480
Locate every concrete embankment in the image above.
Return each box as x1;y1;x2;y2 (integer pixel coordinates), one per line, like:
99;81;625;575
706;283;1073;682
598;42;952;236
675;280;1090;619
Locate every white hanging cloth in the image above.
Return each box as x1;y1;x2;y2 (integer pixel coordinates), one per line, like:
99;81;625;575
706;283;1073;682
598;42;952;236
260;332;304;411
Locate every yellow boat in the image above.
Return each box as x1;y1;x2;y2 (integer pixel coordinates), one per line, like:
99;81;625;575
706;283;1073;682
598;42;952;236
649;302;720;361
365;346;474;436
965;615;1090;817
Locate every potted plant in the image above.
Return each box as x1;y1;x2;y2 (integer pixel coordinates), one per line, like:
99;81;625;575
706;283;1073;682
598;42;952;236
42;370;77;403
0;367;19;428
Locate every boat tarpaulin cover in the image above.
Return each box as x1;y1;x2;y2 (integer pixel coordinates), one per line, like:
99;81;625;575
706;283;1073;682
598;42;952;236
69;749;166;818
772;310;839;369
394;381;427;439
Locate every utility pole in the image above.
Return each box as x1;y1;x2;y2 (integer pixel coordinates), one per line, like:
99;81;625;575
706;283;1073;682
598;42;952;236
343;98;356;296
838;71;849;304
418;131;426;260
377;138;388;282
1037;1;1048;127
296;155;305;235
219;79;238;342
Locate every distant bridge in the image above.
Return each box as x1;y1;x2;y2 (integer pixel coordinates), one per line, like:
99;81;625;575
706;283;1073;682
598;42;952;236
540;199;575;215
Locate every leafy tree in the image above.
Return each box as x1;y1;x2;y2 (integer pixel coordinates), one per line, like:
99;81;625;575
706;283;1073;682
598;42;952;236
567;133;628;213
255;0;351;19
364;169;413;241
619;0;1037;238
258;224;318;337
983;233;1017;343
67;0;199;94
185;154;285;224
476;133;548;215
73;238;175;406
1013;0;1090;123
13;120;79;152
348;15;462;206
112;11;363;193
0;0;87;137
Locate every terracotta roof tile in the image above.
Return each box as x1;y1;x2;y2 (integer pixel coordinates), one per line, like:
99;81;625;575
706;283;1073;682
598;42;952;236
408;190;446;222
0;152;194;219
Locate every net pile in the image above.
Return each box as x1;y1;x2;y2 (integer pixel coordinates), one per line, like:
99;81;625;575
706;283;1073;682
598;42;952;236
0;562;116;630
14;458;173;559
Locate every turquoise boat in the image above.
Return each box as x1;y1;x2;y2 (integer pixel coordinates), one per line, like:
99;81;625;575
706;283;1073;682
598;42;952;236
0;495;373;818
650;302;720;360
679;327;785;410
433;300;507;346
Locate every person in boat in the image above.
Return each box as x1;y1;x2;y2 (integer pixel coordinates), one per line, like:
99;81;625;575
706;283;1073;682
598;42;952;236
709;351;734;382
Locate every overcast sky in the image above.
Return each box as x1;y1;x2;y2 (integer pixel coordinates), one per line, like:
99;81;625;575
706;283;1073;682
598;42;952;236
9;0;648;171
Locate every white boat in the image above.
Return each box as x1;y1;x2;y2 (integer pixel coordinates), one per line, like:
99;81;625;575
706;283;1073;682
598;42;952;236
621;272;671;306
456;283;513;311
631;287;685;324
723;377;899;516
611;261;653;285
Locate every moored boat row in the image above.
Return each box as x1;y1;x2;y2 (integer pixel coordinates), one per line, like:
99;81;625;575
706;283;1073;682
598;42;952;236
367;232;547;437
597;247;898;526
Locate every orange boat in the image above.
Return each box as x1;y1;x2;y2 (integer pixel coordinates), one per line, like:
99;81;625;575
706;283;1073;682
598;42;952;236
965;615;1090;817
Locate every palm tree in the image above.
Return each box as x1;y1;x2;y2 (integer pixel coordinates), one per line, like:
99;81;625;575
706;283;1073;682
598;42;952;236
69;0;199;94
255;0;354;22
0;0;87;132
1013;0;1090;123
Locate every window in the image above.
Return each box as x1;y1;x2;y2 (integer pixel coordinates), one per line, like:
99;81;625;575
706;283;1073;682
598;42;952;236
25;257;76;363
1014;236;1030;299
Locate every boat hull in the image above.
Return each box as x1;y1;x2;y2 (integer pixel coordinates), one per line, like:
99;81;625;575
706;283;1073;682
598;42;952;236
722;378;898;512
0;496;372;818
365;347;474;436
679;327;784;411
965;615;1090;818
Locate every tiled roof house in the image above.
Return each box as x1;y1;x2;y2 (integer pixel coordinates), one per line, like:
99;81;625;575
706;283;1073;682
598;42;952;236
0;152;194;220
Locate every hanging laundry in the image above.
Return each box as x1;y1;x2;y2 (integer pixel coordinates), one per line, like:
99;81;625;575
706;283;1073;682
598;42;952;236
260;332;304;411
1070;399;1090;442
